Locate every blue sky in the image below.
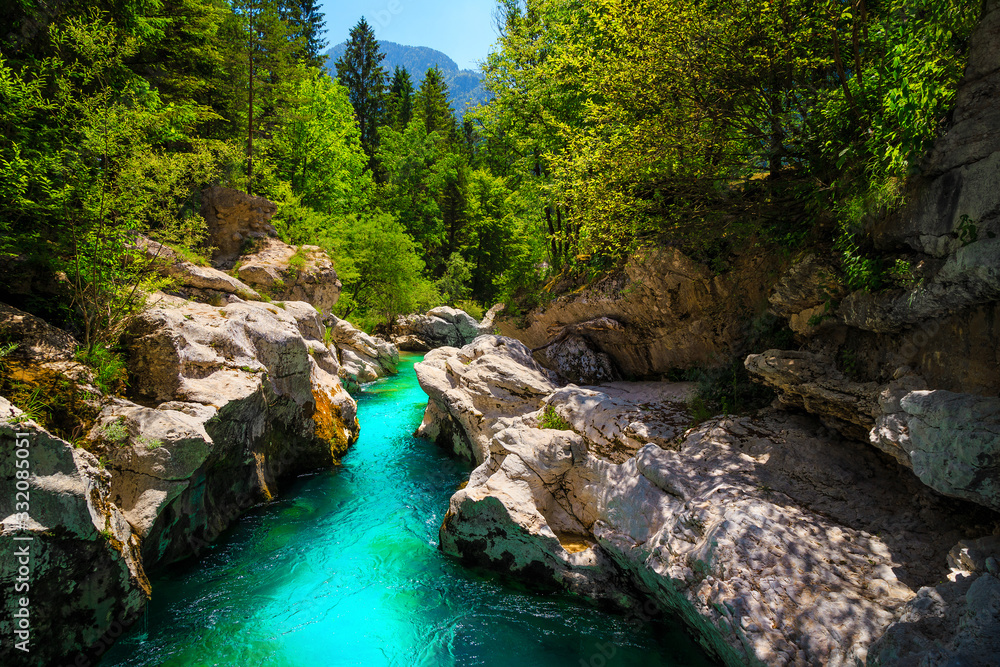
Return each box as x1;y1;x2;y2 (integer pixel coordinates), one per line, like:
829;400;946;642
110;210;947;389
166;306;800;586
319;0;498;70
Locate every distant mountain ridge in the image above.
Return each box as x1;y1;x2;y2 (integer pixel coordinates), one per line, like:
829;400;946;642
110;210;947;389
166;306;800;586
325;41;487;117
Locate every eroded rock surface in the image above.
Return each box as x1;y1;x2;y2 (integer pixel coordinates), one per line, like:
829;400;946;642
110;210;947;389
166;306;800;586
533;334;620;385
326;315;398;390
107;294;358;567
869;566;1000;667
497;246;773;378
236;238;342;313
417;338;995;667
0;399;149;667
393;306;497;351
140;237;262;302
200;185;278;265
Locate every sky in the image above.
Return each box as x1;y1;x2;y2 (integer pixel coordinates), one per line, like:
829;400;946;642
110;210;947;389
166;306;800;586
319;0;499;70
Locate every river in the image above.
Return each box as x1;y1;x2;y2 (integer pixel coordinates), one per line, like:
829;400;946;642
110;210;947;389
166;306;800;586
100;352;713;667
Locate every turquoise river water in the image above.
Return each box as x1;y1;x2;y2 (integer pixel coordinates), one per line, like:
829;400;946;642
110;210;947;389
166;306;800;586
101;353;714;667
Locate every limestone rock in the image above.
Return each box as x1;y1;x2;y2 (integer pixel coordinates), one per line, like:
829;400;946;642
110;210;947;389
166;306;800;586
534;334;620;385
873;0;1000;257
200;186;278;265
394;306;496;351
745;349;880;439
236;238;341;314
424;341;985;667
139;237;261;301
873;389;1000;512
415;336;556;464
839;239;1000;333
112;293;358;566
0;302;96;388
868;572;1000;667
326;315;398;390
0;398;148;667
767;254;844;335
497;246;772;378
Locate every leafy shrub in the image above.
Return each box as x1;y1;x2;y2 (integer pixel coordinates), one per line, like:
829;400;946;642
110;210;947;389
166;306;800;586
76;345;128;396
540;404;572;430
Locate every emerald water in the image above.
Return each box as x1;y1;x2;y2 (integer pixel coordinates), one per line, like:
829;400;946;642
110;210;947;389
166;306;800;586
101;353;713;667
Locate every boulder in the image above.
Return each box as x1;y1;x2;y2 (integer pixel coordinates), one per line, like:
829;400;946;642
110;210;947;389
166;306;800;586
0;398;148;667
420;340;989;667
200;186;278;266
108;293;358;567
236;238;342;313
415;336;556;464
533;334;620;385
868;571;1000;667
872;389;1000;512
139;237;261;301
0;302;96;390
838;239;1000;333
393;306;497;351
326;316;398;390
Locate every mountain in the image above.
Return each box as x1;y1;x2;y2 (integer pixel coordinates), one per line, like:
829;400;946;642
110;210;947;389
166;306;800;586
325;41;487;118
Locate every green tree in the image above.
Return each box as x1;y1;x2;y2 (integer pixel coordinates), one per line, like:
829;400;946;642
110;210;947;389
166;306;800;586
280;0;328;67
335;18;386;171
436;252;473;306
329;213;438;330
384;65;414;131
0;15;220;350
271;67;371;215
220;0;306;194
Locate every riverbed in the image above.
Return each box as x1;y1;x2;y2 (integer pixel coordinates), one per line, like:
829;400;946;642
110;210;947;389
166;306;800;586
100;353;712;666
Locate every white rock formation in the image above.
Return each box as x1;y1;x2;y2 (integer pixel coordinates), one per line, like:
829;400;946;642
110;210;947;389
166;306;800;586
416;337;991;667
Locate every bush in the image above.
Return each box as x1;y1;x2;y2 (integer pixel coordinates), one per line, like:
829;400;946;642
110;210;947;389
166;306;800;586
540;404;572;430
76;345;128;396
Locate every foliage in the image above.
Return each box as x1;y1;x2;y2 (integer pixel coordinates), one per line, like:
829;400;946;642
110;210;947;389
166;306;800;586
437;252;473;306
540;404;572;430
76;345;129;396
270;67;371;215
334;18;387;169
328;212;438;331
684;314;793;416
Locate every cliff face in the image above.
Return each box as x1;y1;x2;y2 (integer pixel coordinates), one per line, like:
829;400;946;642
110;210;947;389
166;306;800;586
0;398;149;667
109;294;359;568
498;247;775;379
746;0;1000;514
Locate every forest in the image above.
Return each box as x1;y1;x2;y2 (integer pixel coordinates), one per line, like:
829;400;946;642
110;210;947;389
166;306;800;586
0;0;981;355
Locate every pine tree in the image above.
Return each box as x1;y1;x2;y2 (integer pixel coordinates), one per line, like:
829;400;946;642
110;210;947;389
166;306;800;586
335;18;386;171
280;0;327;67
221;0;304;194
384;66;414;131
413;66;455;138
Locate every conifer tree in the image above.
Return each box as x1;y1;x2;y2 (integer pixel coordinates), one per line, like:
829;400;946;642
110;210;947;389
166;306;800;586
385;66;414;131
280;0;327;67
414;66;455;138
335;18;386;171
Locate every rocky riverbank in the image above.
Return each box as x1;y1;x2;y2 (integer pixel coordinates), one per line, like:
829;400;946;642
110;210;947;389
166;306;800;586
415;337;999;666
0;187;394;666
418;8;1000;664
